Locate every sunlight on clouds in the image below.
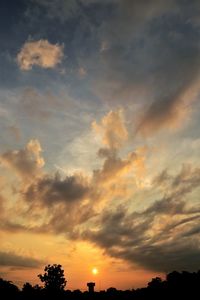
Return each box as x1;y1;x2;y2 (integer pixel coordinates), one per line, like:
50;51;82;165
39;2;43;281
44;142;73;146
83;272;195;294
0;139;44;182
92;109;128;150
17;39;64;70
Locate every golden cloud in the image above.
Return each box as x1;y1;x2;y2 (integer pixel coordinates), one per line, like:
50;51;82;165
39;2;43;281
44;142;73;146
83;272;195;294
92;109;128;150
17;39;64;70
0;139;44;182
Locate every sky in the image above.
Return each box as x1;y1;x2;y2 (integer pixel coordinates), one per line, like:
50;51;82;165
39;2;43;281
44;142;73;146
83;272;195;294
0;0;200;291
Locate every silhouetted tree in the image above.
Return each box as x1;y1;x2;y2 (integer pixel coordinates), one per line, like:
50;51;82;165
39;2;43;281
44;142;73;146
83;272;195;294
148;277;163;289
33;284;42;291
22;282;34;292
0;278;19;298
38;264;67;292
1;267;200;300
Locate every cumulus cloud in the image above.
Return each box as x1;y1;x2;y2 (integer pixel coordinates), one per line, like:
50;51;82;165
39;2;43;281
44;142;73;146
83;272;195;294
17;39;63;70
0;139;93;235
29;0;116;24
0;251;43;268
92;109;128;150
91;110;146;190
0;139;44;181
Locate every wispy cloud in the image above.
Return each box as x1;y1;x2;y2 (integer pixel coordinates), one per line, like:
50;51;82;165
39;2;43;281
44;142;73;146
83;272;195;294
82;164;200;272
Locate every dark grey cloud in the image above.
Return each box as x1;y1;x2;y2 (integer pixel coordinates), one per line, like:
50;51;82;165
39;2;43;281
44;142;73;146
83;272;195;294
17;171;93;234
82;164;200;272
0;251;43;268
24;172;89;205
40;201;95;235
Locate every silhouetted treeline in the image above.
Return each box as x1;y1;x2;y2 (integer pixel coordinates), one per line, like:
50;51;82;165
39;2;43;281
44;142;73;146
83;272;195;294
1;267;200;300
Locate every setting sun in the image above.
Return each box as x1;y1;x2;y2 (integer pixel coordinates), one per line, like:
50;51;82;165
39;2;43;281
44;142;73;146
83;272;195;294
92;268;99;275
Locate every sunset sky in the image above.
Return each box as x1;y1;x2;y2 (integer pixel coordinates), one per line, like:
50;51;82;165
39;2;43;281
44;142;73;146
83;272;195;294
0;0;200;291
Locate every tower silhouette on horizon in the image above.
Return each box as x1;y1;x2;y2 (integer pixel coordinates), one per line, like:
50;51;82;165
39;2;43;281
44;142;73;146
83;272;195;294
87;282;95;293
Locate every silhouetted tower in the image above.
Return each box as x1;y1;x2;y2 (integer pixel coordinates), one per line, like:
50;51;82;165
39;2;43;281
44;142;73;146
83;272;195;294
87;282;95;293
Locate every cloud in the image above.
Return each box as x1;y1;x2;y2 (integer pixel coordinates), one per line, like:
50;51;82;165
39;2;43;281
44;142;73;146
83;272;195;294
17;39;64;70
82;164;200;272
0;251;43;268
1;120;200;274
92;109;128;150
91;110;146;189
0;221;29;233
0;115;146;236
0;139;44;181
0;139;93;235
93;149;145;187
29;0;116;24
16;87;67;121
24;172;90;205
18;168;92;234
137;80;200;135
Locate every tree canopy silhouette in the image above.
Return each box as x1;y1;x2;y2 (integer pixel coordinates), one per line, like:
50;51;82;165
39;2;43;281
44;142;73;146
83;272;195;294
0;278;19;294
38;264;67;292
1;266;200;299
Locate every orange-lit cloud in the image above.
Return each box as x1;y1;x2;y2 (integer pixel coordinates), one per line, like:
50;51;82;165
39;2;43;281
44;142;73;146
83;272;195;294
17;39;64;70
92;110;128;150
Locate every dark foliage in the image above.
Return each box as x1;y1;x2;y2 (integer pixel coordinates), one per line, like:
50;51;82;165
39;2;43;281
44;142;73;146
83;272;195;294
1;265;200;300
38;264;67;292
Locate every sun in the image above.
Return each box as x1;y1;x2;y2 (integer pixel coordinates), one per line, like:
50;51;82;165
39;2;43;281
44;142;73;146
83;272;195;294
92;267;98;275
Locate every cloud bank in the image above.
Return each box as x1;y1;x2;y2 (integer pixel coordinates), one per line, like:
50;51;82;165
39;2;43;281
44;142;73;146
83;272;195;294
83;164;200;272
1;108;200;273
